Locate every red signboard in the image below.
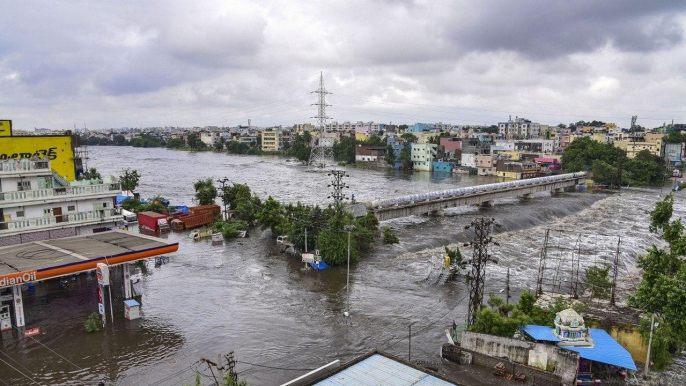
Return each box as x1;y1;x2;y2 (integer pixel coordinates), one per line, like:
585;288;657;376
24;327;40;338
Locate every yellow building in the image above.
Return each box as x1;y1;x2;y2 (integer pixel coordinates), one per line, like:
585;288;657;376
645;133;665;144
355;132;369;142
614;139;661;158
261;129;282;152
0;120;82;181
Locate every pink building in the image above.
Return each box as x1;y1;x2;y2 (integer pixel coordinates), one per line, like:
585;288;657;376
440;137;462;155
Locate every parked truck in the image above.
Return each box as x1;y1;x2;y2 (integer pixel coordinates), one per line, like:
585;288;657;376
188;204;221;217
137;211;170;233
170;212;214;231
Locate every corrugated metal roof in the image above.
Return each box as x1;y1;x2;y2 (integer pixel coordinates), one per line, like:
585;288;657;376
563;328;637;371
313;354;457;386
522;325;561;342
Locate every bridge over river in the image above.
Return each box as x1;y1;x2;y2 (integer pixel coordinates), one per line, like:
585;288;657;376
364;172;587;221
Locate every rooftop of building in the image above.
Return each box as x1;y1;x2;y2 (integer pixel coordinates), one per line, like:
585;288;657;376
0;230;178;287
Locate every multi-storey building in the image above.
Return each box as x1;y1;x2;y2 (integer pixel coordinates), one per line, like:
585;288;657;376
0;158;121;246
411;143;437;171
261;128;283;152
498;116;541;139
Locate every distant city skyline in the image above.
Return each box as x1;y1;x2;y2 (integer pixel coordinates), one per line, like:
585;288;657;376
2;1;686;130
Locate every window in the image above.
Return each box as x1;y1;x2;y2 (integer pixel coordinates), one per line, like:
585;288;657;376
16;210;25;218
17;181;31;191
67;205;75;212
43;209;52;215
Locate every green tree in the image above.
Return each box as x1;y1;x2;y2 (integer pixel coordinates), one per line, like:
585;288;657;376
214;140;225;152
187;133;201;150
113;134;127;146
663;131;686;144
194;178;218;205
399;143;413;170
256;196;285;234
364;135;383;146
590;160;616;185
629;194;686;369
121;197;142;212
581;265;612;299
445;246;465;268
386;144;396;166
167;138;186;148
382;227;399;244
119;168;141;193
401;132;418;143
82;167;102;181
319;205;358;265
332;136;356;164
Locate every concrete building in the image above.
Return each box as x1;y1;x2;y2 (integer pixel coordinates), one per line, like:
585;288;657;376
440;137;462;159
355;145;385;163
200;131;221;146
0;158;122;246
496;160;540;179
663;142;684;167
515;139;554;154
433;161;455;173
386;136;406;169
614;139;662;158
261;128;283;152
498;116;541;139
411;143;437;171
476;154;497;175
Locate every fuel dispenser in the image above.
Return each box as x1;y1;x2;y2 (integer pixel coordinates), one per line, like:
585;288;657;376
0;305;11;331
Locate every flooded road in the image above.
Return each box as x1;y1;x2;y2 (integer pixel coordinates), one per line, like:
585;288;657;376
1;147;683;385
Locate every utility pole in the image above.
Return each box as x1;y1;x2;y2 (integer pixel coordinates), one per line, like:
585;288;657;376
505;267;511;306
343;224;356;321
328;170;350;205
645;314;656;376
408;323;412;361
308;72;333;167
465;217;499;328
217;177;231;219
610;236;621;305
536;229;550;296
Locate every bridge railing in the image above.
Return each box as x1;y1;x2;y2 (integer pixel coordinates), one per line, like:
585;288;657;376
367;172;585;210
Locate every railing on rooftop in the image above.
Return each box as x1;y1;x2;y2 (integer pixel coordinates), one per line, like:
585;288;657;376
0;159;51;173
0;208;122;232
0;183;121;204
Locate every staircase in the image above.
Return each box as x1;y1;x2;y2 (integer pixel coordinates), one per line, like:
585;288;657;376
52;172;69;187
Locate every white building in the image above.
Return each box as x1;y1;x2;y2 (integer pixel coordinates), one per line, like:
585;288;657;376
461;153;477;168
200;131;221;146
498;116;541;138
411;143;437;171
0;159;122;246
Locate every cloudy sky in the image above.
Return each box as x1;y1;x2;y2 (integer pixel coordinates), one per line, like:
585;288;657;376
2;0;686;130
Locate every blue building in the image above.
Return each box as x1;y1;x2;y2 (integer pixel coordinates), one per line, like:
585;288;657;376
387;136;407;169
410;123;430;133
433;161;455;173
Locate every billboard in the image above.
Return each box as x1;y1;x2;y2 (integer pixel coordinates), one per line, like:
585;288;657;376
0;134;79;181
0;120;11;137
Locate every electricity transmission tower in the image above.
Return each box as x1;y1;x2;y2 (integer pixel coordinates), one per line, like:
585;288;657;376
465;217;499;328
308;72;333;167
328;170;350;204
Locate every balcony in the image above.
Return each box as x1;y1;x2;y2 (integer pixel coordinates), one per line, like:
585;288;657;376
0;183;120;206
0;159;52;177
0;208;122;234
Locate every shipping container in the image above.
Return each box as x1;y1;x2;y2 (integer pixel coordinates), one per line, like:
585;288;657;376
137;211;170;233
188;204;221;217
170;213;214;230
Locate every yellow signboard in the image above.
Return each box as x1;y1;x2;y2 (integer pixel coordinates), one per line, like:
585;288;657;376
0;135;78;181
0;120;11;137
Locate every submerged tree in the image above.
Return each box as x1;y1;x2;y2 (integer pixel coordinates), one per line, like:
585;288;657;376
119;168;141;193
194;178;218;205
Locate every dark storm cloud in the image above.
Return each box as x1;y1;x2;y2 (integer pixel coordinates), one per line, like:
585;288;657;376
447;1;686;58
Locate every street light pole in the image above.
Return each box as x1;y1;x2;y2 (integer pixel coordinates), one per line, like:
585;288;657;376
343;224;356;321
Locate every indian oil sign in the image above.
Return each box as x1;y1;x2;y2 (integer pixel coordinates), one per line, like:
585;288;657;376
0;270;38;288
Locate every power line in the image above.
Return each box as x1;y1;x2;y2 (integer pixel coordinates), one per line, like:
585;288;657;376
0;352;42;386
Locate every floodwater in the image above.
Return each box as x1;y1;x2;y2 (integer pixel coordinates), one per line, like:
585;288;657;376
0;147;683;386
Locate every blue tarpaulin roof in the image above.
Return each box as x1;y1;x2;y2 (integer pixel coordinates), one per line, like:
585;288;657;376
123;299;140;307
564;328;637;371
313;354;457;386
523;325;637;371
309;261;330;270
522;325;561;342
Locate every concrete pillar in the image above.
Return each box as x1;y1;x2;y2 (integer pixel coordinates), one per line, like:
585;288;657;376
552;188;564;195
123;263;132;299
12;285;24;328
522;193;533;199
481;200;494;207
429;209;445;217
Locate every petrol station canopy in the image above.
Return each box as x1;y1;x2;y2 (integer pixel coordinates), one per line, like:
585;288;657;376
0;230;178;288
